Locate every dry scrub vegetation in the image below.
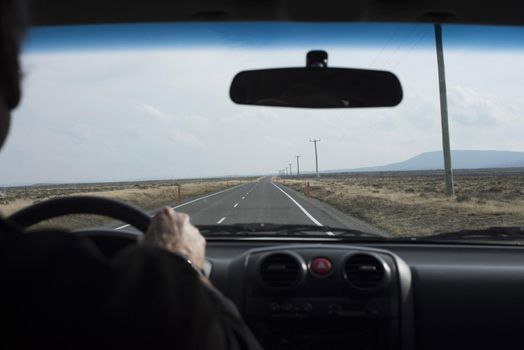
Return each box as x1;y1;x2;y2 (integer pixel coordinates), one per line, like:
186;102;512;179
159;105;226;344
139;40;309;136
0;179;243;230
280;169;524;236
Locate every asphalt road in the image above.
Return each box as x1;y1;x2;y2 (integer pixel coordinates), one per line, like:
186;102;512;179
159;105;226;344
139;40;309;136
115;177;384;235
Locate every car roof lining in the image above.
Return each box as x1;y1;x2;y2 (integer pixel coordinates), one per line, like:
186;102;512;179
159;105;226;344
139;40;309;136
30;0;524;27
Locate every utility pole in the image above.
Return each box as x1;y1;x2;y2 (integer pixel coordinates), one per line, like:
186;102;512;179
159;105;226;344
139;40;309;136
295;155;301;176
310;139;321;179
288;163;293;176
435;24;454;196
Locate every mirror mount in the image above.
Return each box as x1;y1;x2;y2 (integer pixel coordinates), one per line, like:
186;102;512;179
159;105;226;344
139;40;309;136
306;50;328;68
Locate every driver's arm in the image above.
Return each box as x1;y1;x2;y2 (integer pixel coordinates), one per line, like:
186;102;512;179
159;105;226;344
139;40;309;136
0;209;262;350
110;207;262;350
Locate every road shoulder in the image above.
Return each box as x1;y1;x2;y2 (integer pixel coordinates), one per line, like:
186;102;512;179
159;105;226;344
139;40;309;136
274;182;388;236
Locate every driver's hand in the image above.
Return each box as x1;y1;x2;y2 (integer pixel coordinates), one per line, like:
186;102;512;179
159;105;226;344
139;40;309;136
142;207;206;270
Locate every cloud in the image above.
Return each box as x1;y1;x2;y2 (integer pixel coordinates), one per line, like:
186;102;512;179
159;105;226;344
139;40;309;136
448;85;520;126
141;103;171;123
167;129;206;150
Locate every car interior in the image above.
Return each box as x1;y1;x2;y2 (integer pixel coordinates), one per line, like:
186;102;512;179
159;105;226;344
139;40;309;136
7;0;524;349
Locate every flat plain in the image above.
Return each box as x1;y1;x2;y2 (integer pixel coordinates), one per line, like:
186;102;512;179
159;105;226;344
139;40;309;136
0;179;246;230
280;168;524;236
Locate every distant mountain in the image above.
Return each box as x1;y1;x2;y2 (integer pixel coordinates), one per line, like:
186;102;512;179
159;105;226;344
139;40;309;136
339;150;524;172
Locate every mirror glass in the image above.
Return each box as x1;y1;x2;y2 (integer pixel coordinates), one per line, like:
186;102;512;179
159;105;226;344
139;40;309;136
230;67;403;108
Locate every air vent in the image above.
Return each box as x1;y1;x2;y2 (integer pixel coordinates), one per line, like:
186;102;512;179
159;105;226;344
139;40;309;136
344;253;388;291
259;253;304;289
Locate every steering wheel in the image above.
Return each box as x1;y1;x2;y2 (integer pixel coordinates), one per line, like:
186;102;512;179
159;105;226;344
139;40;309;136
7;196;151;233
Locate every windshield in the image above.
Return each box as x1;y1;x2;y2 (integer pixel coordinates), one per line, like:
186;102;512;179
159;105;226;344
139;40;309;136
1;23;523;240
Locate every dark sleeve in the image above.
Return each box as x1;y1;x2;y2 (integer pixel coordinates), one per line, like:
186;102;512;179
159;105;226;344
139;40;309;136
109;245;263;350
0;230;113;350
203;282;264;350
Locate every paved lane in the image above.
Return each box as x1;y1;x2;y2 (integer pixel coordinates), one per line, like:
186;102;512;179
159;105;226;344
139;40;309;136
115;176;383;235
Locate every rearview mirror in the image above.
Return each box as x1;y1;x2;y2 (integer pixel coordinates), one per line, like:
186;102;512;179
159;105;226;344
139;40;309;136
230;51;403;108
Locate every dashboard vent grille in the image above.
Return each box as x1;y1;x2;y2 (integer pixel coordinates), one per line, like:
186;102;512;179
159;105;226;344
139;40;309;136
344;253;386;290
259;253;302;289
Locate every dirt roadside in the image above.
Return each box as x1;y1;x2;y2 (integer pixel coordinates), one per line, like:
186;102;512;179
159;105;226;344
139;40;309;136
279;171;524;236
0;179;243;230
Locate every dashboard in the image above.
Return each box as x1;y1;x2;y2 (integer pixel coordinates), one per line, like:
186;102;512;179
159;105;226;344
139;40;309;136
85;231;524;350
204;239;524;350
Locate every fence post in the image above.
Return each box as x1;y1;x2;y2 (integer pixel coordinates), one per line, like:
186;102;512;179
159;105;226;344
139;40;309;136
306;181;311;198
176;184;181;202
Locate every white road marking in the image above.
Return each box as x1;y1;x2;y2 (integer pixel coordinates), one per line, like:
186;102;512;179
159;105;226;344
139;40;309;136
114;184;245;231
217;217;226;224
242;196;245;200
115;223;133;230
234;203;239;208
271;182;335;236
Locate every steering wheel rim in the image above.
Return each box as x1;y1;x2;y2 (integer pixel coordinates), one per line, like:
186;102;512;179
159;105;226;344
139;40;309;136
7;196;151;233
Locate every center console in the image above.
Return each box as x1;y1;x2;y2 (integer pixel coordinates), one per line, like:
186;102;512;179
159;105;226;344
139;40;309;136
228;246;413;350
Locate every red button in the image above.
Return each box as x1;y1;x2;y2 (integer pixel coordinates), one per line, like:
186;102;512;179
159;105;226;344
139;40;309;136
310;257;332;275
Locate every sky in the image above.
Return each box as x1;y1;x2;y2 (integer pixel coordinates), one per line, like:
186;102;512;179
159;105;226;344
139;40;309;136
1;23;524;185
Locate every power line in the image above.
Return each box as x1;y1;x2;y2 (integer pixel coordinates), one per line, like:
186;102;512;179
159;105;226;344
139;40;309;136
369;24;401;67
380;25;418;69
392;26;431;70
